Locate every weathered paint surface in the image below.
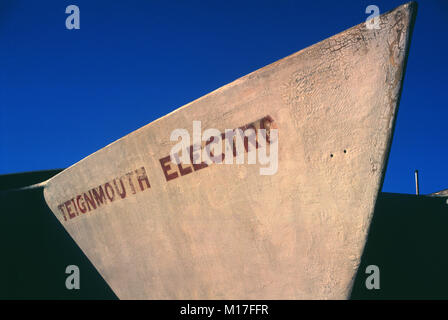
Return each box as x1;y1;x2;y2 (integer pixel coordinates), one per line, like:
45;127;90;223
43;2;416;299
430;189;448;197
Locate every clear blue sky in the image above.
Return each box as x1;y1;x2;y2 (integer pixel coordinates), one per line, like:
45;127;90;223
0;0;446;194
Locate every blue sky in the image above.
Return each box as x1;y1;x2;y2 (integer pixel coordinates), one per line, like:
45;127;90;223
0;0;446;194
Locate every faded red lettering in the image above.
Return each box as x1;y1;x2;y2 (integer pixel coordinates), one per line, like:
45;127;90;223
126;172;137;194
76;195;87;213
159;156;179;181
189;145;208;171
58;204;67;221
65;200;76;219
84;191;97;211
104;182;115;202
113;178;126;199
135;167;151;191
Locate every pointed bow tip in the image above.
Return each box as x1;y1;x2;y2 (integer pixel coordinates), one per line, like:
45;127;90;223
401;1;418;21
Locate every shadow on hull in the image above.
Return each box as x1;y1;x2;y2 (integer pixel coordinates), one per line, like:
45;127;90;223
0;170;447;299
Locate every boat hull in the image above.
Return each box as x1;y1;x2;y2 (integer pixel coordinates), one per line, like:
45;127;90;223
43;2;416;299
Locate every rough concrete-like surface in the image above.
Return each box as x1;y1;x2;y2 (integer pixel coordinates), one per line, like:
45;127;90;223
43;3;416;299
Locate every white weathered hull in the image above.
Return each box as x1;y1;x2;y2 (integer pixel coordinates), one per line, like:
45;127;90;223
43;2;416;299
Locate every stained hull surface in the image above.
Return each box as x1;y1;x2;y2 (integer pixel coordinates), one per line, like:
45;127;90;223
43;2;416;299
